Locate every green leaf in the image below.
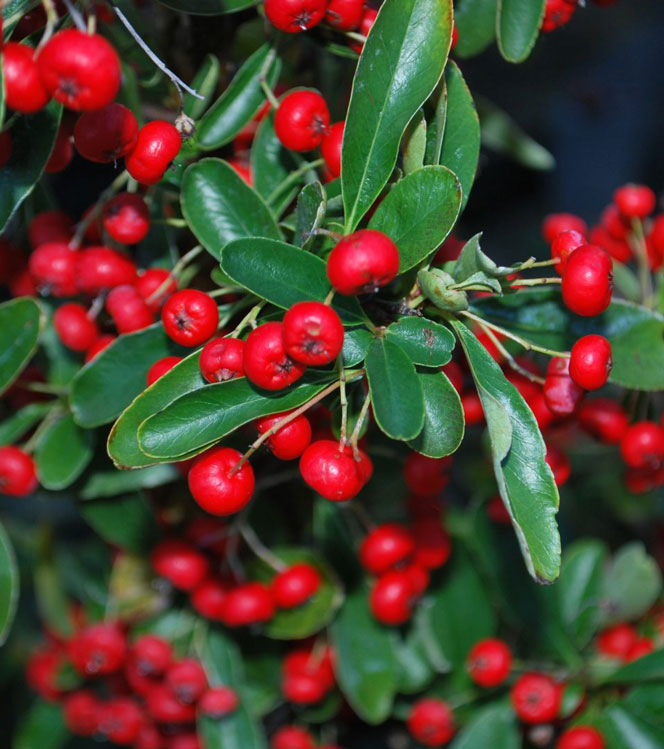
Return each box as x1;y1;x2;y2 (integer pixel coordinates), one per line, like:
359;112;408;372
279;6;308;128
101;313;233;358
196;44;280;149
454;233;513;282
599;543;662;626
623;685;664;724
294;181;326;248
184;54;221;120
496;0;545;63
138;372;335;460
342;0;453;230
0;298;44;395
392;627;435;694
439;62;480;211
402;110;427;175
423;80;447;166
0;521;18;646
35;412;94;490
181;158;281;260
0;101;61;232
251;112;299;216
366;337;425;441
453;0;498;58
408;370;464;458
605;651;664;685
157;0;257;13
385;317;455;367
0;403;51;446
249;548;342;640
81;464;179;499
13;700;68;749
80;493;158;554
450;703;519;749
342;327;373;367
219;238;365;324
2;0;40;37
601;704;664;749
368;166;462;272
451;320;561;583
330;586;399;725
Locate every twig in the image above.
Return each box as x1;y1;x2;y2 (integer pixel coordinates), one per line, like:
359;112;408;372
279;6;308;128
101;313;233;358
474;319;545;385
239;524;287;572
349;390;371;460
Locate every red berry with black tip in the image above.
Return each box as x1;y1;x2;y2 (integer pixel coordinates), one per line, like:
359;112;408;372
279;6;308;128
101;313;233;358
165;659;207;704
3;42;50;113
272;563;321;608
511;672;562;724
162;289;219;346
271;726;316;749
561;244;613;317
125;120;181;185
199;686;239;718
53;303;99;352
359;523;415;575
131;635;172;676
146;683;197;724
282;301;344;366
299;439;372;500
146;356;182;386
327;229;400;295
407;698;455;746
0;446;38;497
557;726;606;749
103;193;150;245
29;241;78;297
151;539;210;591
243;322;307;391
569;335;612;390
620;422;664;468
188;447;255;516
265;0;327;33
222;583;275;627
98;697;144;745
256;410;312;460
200;336;245;382
326;0;365;30
73;103;138;163
69;622;127;677
274;90;330;151
467;638;512;687
63;690;100;737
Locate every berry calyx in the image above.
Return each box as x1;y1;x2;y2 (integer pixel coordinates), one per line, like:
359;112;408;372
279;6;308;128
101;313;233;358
327;229;400;295
131;635;172;676
359;523;415;575
73;103;139;163
466;638;512;687
199;336;245;383
272;563;321;608
3;42;51;114
299;439;372;501
561;244;613;317
255;410;312;460
102;193;150;245
125;120;182;185
407;698;455;746
162;289;219;347
0;446;38;497
274;90;330;152
265;0;327;33
199;686;239;718
569;335;612;390
511;672;562;724
282;301;345;366
165;658;207;704
53;303;99;352
188;447;255;516
243;322;307;391
69;622;127;676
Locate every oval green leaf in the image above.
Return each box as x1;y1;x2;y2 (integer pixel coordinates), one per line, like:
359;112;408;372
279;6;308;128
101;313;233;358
450;703;519;749
496;0;545;63
184;54;221;120
453;0;498;58
80;493;158;554
601;704;664;749
35;412;94;490
294;181;326;248
0;520;18;646
408;370;464;458
385;316;455;366
0;297;45;395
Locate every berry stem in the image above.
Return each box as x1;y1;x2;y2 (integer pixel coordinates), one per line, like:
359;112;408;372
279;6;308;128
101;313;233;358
338;356;348;447
260;78;280;111
473;318;546;385
344;30;367;44
144;245;204;306
323;289;335;306
229;301;265;338
87;291;107;321
349;390;372;460
508;277;562;287
69;170;131;249
514;256;560;271
38;0;59;48
239;524;287;572
21;404;65;454
314;227;344;242
630;218;654;306
266;159;325;206
61;0;87;31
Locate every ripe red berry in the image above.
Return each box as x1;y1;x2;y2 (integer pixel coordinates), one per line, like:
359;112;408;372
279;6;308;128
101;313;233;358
462;390;484;425
125;120;182;185
151;539;210;591
541;0;576;32
602;203;631;240
557;725;606;749
85;334;116;363
146;356;182;386
135;268;177;312
73;103;138;163
29;241;78;296
191;578;228;621
569;335;612;390
199;686;239;718
106;285;155;334
403;561;430;596
165;659;207;704
37;30;121;111
222;583;275;627
0;446;38;496
412;521;451;569
26;646;66;701
243;322;307;391
543;357;584;416
282;301;345;366
102;193;150;245
551;229;585;274
75;246;138;294
272;563;321;608
3;42;51;113
321;121;344;178
620;422;664;469
53;303;99;352
511;672;562;724
274;90;330;152
561;244;613;317
131;635;173;676
327;229;400;295
578;398;628;443
370;569;415;625
162;289;219;346
326;0;365;30
0;130;12;169
146;683;197;724
44;121;74;174
614;184;656;219
467;638;512;687
271;726;316;749
28;211;73;248
256;411;313;460
69;622;127;676
403;453;451;497
546;445;571;487
407;698;455;746
63;690;100;736
542;213;587;244
200;336;245;382
188;447;255;516
98;697;144;745
596;623;638;660
282;648;334;704
264;0;327;33
299;439;372;501
359;523;415;575
626;637;654;661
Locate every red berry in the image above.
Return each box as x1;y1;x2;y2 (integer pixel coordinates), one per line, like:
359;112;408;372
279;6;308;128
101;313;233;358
601;203;631;241
407;698;455;746
85;335;115;363
106;285;155;334
168;735;201;749
146;356;182;386
359;523;415;575
462;390;484;425
53;302;99;352
412;521;451;569
543;357;584;416
442;361;464;394
542;213;587;243
165;658;207;704
551;229;585;274
151;539;210;591
326;0;365;30
541;0;576;32
188;447;255;516
135;723;163;749
125;120;182;185
561;244;613;317
578;398;628;443
272;563;321;608
200;336;245;382
131;635;173;676
28;211;73;248
511;672;562;724
75;246;138;294
264;0;327;32
243;322;307;390
467;638;512;687
620;422;664;469
3;42;50;113
0;446;38;496
299;439;372;501
146;683;197;724
590;224;633;264
282;648;334;704
0;130;11;168
370;569;415;625
327;229;400;295
135;268;177;312
44;122;74;174
191;578;228;621
73;103;138;163
403;453;451;497
222;583;275;627
546;445;571;487
282;301;345;366
103;193;150;245
321;121;344;178
29;241;77;296
274;90;330;152
569;335;612;390
63;690;100;736
69;622;127;676
162;289;219;346
597;623;638;660
403;561;430;596
350;7;378;52
256;411;313;460
614;184;656;219
271;726;316;749
26;646;66;701
487;495;511;525
557;726;606;749
626;637;654;661
37;30;121;111
98;697;144;745
199;686;239;718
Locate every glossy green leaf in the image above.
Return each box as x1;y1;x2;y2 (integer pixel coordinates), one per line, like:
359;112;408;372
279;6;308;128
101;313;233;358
157;0;257;14
450;703;519;749
342;0;453;230
392;628;435;694
342;327;372;367
0;298;44;395
423;80;447;166
139;372;335;460
35;413;94;490
623;685;664;724
80;493;157;554
497;0;545;63
453;0;498;58
605;651;664;685
454;233;513;282
196;45;280;149
402;110;427;175
601;704;664;749
385;317;455;367
220;238;365;324
81;464;179;499
13;700;67;749
599;543;661;626
294;181;326;248
440;62;480;211
181;159;280;260
366;337;425;441
0;101;61;232
184;54;221;120
251;112;299;215
451;320;561;583
408;370;464;458
368;166;462;272
249;548;343;640
0;521;18;645
0;403;52;446
330;586;399;724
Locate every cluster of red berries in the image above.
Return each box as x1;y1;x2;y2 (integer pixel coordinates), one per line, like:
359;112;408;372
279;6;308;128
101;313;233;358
27;621;238;748
542;0;619;33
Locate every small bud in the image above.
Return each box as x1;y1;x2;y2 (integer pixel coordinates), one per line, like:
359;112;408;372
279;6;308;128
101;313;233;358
418;269;469;312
